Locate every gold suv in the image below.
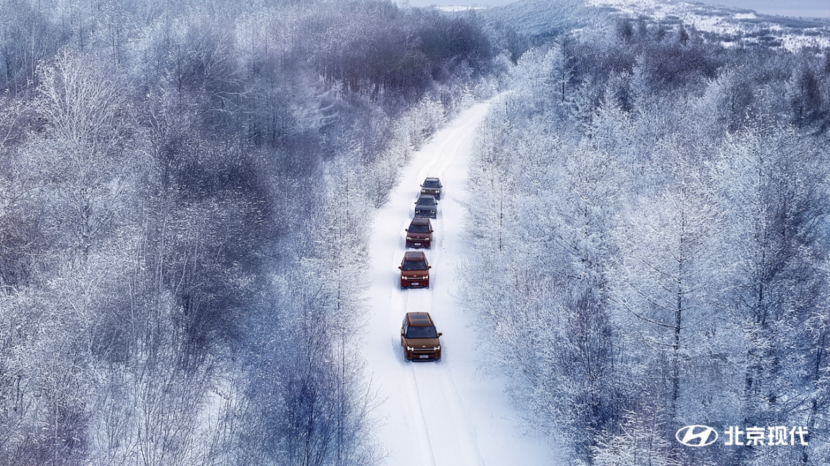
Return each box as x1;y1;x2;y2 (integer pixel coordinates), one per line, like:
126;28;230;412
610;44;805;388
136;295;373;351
400;312;442;361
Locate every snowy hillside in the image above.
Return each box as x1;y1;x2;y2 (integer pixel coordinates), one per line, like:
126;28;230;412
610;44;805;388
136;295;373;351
480;0;830;51
590;0;830;50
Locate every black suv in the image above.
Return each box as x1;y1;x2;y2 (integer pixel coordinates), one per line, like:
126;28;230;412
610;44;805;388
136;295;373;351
420;177;442;200
414;194;438;219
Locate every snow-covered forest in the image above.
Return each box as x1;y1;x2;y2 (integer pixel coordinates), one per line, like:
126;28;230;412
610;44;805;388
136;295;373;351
0;0;499;464
465;12;830;466
2;0;830;464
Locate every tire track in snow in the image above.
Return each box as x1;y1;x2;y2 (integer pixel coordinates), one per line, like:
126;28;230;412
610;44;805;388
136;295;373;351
401;104;489;466
364;98;557;466
402;362;439;466
437;365;486;466
411;104;490;466
369;102;492;466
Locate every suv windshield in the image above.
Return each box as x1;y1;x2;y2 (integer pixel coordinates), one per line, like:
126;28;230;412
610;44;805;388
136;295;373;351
416;197;436;206
402;260;428;270
422;180;441;188
408;224;430;233
406;326;438;338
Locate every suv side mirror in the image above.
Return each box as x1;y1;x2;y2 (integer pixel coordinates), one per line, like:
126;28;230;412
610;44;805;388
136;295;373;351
398;266;402;270
404;228;408;232
438;332;443;337
428;265;432;269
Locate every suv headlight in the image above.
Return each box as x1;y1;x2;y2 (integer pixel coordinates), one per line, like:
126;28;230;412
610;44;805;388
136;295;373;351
406;346;414;351
406;237;413;240
434;346;440;351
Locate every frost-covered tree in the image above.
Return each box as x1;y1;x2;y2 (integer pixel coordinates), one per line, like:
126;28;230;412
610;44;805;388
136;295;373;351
464;18;830;465
0;0;502;463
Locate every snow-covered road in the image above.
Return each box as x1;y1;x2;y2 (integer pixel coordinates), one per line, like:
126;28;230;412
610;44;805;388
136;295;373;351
362;99;558;466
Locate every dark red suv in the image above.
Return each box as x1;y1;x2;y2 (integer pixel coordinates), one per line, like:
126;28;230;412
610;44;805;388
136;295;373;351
398;251;431;289
401;312;442;361
405;217;433;248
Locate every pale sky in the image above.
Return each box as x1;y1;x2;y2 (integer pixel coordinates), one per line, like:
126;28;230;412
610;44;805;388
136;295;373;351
402;0;830;18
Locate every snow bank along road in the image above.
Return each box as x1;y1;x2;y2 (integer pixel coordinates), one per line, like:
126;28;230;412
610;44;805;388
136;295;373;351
363;99;557;466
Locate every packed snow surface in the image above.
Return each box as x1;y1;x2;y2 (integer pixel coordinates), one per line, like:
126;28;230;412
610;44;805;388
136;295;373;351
362;99;557;465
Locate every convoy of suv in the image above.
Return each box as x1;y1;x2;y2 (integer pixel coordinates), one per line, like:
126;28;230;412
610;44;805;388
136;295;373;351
397;177;443;361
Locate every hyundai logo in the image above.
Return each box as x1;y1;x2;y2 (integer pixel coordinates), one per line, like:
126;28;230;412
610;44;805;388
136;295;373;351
676;425;718;447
